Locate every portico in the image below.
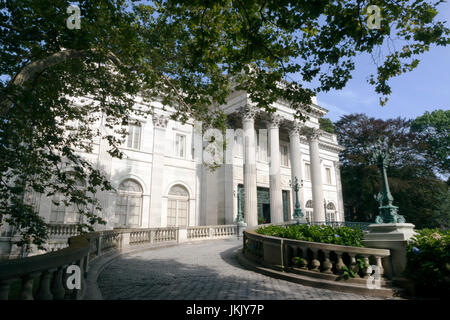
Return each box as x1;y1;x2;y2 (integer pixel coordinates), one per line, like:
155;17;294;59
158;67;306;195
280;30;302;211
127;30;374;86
224;99;345;227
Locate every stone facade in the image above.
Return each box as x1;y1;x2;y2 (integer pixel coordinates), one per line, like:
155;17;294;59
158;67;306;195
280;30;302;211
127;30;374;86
0;90;345;259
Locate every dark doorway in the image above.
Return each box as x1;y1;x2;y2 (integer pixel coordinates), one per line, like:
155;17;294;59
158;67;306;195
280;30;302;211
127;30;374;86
262;203;270;224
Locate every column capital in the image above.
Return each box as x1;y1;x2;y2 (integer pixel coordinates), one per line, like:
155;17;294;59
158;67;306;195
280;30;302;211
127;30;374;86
287;121;304;137
240;104;258;121
266;113;284;129
152;114;169;128
303;127;321;141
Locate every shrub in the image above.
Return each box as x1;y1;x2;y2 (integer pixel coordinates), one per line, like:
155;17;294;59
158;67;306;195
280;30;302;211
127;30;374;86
255;224;365;247
404;228;450;297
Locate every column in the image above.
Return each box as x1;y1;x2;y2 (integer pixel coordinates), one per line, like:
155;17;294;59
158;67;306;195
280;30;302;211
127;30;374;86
289;121;304;215
242;105;258;227
268;114;284;224
149;114;169;227
224;128;235;224
306;128;326;222
334;161;345;222
193;121;203;225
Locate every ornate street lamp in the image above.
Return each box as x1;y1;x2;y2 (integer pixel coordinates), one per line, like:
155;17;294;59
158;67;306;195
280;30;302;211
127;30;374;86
371;137;406;224
235;188;247;239
289;177;304;220
236;188;245;223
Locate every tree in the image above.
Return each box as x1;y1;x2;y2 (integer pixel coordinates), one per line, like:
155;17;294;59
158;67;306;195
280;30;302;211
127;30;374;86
1;0;449;248
411;109;450;177
334;113;448;228
319;117;334;134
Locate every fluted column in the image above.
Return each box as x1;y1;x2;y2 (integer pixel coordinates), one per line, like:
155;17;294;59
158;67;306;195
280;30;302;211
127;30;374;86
242;105;258;227
268;114;283;224
334;161;345;222
306;128;325;222
288;121;304;216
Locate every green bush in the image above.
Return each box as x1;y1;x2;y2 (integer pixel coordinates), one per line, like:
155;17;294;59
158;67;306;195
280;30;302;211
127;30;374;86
255;224;365;247
404;228;450;297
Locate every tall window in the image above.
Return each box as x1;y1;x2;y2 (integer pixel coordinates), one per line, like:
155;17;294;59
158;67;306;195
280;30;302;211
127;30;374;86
50;176;85;224
305;163;311;181
280;145;289;166
325;167;332;184
257;130;268;162
305;200;313;222
167;185;189;227
326;202;337;222
126;123;141;150
175;133;186;158
115;179;142;228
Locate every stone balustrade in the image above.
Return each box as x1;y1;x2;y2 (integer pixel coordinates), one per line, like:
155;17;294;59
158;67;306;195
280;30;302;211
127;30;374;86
187;225;237;240
48;224;79;238
125;227;178;245
0;231;97;300
0;225;239;300
242;228;395;297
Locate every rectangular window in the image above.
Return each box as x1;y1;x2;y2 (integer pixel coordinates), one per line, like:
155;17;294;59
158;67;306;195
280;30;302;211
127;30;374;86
305;163;311;181
126;124;141;150
167;199;177;226
280;145;289;167
258;130;268;162
50;194;66;224
175;133;186;158
325;167;332;184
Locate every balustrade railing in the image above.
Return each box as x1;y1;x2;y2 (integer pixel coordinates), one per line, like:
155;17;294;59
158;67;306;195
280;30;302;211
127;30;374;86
128;227;178;245
187;225;237;240
0;224;237;300
48;224;79;238
243;229;392;283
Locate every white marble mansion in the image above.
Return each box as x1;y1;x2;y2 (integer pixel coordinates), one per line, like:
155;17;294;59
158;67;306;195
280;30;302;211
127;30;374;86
1;89;346;256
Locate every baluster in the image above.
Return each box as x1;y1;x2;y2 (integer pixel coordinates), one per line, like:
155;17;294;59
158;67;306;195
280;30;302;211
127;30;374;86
375;256;384;277
36;270;53;300
51;267;66;300
309;249;321;272
349;254;360;277
362;256;372;278
322;251;333;274
335;252;346;275
20;273;36;300
0;279;14;300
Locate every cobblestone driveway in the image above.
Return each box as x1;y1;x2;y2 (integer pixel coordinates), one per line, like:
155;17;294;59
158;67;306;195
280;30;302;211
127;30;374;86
98;239;382;300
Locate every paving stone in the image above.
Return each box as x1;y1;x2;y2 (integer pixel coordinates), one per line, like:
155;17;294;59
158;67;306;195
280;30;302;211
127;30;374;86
98;239;386;300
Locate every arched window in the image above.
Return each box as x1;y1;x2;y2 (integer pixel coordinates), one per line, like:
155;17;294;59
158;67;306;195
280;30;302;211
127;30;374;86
326;202;337;222
305;200;313;208
115;179;143;228
167;185;189;227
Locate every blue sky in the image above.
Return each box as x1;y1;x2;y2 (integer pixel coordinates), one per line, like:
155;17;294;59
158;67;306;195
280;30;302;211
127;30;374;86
317;2;450;122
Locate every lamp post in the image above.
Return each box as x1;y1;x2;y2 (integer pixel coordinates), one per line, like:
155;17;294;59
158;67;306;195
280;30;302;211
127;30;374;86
290;177;304;223
235;188;247;239
371;137;406;224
